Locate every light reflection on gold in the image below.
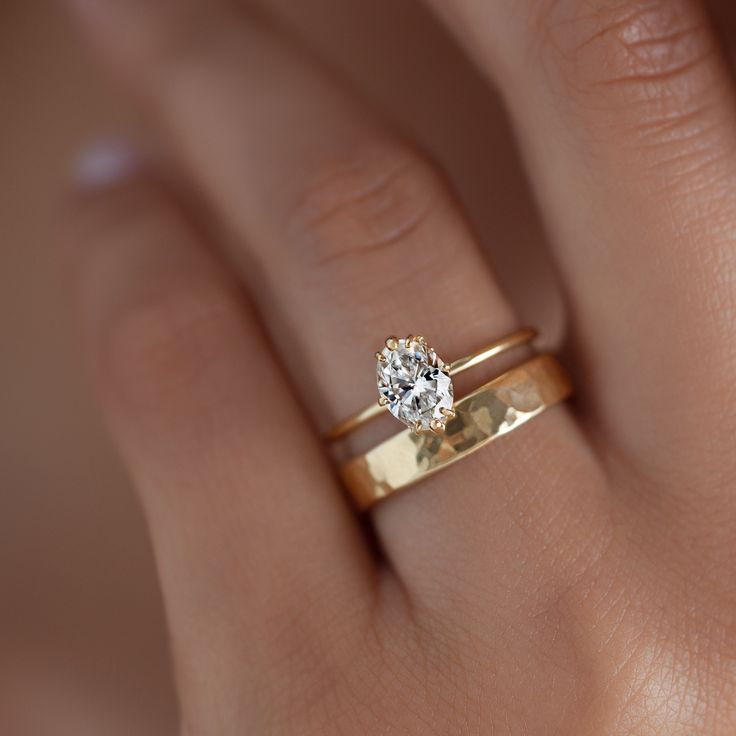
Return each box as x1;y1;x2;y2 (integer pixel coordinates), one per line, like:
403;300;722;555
341;354;571;510
326;327;537;441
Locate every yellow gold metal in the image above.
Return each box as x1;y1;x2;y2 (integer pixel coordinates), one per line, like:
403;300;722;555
385;336;399;350
441;407;456;418
341;354;571;510
378;396;389;406
405;334;415;345
326;327;537;441
429;419;445;433
375;351;386;362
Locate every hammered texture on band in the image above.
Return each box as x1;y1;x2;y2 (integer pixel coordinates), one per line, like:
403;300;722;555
341;354;572;509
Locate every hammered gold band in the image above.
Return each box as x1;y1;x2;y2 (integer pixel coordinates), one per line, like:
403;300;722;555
341;354;571;510
326;327;537;441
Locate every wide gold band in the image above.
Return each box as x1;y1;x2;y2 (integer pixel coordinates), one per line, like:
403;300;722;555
341;354;572;510
326;327;537;441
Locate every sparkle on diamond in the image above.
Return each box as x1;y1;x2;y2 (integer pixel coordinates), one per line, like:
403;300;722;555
377;338;454;431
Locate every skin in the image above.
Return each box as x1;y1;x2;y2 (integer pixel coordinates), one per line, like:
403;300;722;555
60;0;736;733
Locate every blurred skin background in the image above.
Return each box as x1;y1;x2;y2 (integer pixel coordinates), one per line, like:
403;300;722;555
12;0;734;732
0;4;176;733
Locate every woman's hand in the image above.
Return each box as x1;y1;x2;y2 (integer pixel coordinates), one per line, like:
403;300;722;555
62;0;736;733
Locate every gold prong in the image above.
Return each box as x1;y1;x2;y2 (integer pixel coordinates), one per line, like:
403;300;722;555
378;396;389;406
413;421;422;434
385;336;399;350
405;334;414;346
430;419;446;433
415;335;426;344
441;407;456;419
375;351;386;362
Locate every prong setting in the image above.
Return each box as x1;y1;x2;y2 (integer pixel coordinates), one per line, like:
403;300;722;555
376;334;454;434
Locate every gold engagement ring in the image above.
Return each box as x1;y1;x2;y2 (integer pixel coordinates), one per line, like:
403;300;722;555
331;329;572;510
327;328;537;441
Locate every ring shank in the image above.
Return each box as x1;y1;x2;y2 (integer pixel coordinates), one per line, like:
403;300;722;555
341;354;571;510
326;327;537;441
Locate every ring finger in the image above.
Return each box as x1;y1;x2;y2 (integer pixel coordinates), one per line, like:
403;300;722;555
65;0;606;590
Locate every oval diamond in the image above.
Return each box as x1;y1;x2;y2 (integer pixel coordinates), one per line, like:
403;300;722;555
377;337;454;432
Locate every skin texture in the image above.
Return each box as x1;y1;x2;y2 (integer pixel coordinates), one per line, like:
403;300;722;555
59;0;736;733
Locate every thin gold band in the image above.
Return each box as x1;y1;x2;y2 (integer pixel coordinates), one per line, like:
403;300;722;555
341;354;571;510
326;327;537;441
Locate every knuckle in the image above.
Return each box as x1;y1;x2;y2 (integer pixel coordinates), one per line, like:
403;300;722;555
86;200;240;413
104;275;236;414
284;142;444;272
537;0;731;181
103;276;236;415
540;0;717;117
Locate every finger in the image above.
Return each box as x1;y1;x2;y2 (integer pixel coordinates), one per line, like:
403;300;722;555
61;145;373;720
62;0;610;601
421;0;736;491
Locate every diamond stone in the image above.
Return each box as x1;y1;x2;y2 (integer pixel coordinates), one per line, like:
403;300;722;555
377;337;454;432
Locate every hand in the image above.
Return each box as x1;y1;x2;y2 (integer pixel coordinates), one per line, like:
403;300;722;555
61;0;736;733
